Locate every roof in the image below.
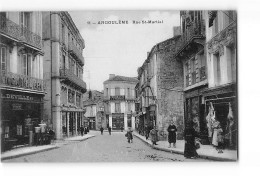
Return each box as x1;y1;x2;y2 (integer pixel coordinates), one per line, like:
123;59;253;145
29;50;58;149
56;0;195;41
104;75;138;84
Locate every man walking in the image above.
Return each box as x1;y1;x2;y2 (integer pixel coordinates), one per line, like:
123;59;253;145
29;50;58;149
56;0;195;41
100;126;104;135
80;125;84;136
108;126;112;135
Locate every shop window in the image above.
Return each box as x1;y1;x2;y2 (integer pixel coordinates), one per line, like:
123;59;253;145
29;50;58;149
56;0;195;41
0;46;7;72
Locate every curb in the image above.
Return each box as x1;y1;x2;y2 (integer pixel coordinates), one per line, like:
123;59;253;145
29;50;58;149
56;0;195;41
133;133;236;162
64;135;95;142
1;146;59;161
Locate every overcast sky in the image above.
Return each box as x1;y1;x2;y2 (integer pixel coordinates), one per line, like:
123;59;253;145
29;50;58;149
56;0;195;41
69;10;180;91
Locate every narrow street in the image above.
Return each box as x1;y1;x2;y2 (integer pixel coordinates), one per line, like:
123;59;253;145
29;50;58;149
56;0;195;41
4;131;209;162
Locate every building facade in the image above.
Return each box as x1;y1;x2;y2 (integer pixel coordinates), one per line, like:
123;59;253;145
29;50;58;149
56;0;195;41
135;33;185;141
175;11;209;143
203;11;237;149
103;74;138;130
42;12;87;139
83;90;104;130
0;12;45;150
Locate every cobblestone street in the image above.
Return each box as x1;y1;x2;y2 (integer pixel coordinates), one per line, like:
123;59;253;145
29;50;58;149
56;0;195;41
4;131;209;162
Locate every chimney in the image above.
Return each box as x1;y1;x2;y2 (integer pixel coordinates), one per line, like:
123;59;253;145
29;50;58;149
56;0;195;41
173;26;181;37
109;74;115;79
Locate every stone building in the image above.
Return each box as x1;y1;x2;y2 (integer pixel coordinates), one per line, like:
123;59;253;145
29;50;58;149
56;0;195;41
83;90;104;130
175;11;208;142
42;12;87;139
203;11;237;148
135;30;185;141
103;74;138;130
0;12;45;150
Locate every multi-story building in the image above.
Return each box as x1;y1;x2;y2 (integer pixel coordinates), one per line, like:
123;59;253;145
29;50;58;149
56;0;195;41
42;12;86;139
175;11;208;143
203;11;237;149
0;12;45;150
83;90;104;130
103;74;138;130
135;29;184;140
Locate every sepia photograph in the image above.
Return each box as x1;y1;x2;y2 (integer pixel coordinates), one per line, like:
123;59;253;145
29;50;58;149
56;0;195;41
0;9;239;163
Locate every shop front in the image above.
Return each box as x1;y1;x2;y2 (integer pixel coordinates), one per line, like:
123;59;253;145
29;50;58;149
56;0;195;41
203;83;237;149
61;110;84;137
184;86;208;144
112;113;124;130
88;117;96;130
1;90;44;151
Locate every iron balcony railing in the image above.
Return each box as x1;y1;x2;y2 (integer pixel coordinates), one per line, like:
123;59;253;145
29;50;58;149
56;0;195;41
60;68;87;93
179;20;205;52
0;15;42;50
0;71;46;92
68;41;84;65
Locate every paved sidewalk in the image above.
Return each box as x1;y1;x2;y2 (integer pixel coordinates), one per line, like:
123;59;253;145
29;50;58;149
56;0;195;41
133;132;237;161
1;133;95;161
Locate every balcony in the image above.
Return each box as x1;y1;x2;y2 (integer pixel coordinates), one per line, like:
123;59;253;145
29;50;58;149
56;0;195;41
0;71;46;93
68;41;84;65
60;68;87;93
0;15;42;50
199;66;206;81
176;20;205;59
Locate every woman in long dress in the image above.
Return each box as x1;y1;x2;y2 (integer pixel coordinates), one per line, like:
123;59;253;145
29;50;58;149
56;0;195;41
184;122;199;159
167;121;177;148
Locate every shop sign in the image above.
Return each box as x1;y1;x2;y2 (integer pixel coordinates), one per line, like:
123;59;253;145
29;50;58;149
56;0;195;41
1;92;43;102
112;113;124;118
12;103;23;110
110;95;125;101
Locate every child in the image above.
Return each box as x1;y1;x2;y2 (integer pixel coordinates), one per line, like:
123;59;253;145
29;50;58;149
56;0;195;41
149;126;158;145
217;125;224;153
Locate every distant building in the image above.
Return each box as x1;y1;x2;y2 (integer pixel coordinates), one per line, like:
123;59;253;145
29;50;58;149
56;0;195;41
83;90;104;130
103;74;138;130
135;34;185;141
0;12;45;150
42;12;87;139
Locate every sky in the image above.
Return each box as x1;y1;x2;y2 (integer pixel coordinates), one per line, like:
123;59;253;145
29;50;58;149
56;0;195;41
69;10;180;91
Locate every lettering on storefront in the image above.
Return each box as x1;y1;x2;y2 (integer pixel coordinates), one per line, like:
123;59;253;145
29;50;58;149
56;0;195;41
110;95;125;101
1;92;43;102
12;103;23;110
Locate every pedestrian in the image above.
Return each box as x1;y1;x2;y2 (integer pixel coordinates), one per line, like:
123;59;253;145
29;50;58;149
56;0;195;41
108;126;112;135
167;120;177;148
125;127;133;143
100;126;104;135
80;125;84;136
86;126;89;133
144;124;150;140
84;126;88;134
184;121;199;159
212;120;220;148
217;124;224;153
48;129;55;144
149;126;158;145
120;126;124;132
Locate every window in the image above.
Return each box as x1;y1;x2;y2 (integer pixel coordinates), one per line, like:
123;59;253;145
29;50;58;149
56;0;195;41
199;55;206;81
127;88;131;98
115;87;120;96
127;102;131;112
115;103;121;113
190;58;196;84
0;47;7;72
214;53;221;85
21;54;32;76
62;24;65;43
106;88;109;97
20;12;31;32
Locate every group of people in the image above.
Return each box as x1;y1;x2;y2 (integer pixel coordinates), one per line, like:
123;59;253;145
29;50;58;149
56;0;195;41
99;126;112;135
80;126;89;136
